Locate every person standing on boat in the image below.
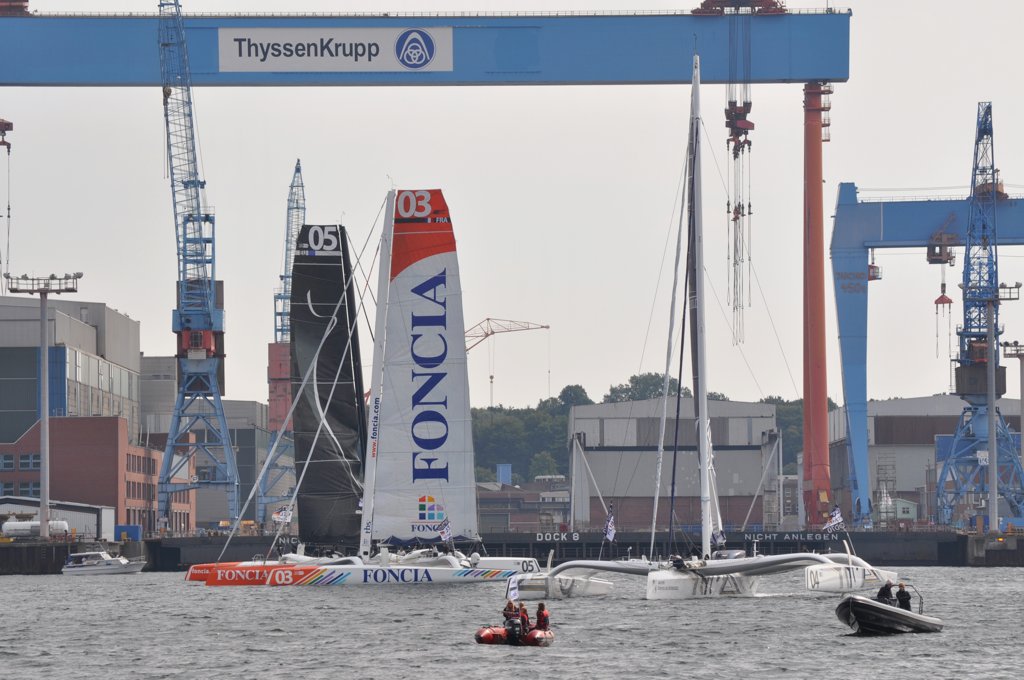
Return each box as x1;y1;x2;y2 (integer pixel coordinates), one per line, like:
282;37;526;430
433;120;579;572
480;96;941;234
896;583;912;611
502;600;516;620
518;602;531;632
534;603;550;631
877;580;895;604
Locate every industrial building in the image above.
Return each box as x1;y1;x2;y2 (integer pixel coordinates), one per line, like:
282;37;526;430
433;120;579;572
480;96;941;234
567;397;788;533
0;296;194;533
0;496;116;542
828;394;1022;528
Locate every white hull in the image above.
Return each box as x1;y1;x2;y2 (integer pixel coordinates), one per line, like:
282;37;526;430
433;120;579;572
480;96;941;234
645;552;895;600
646;569;757;599
508;572;614;599
266;562;522;587
62;552;145;576
805;562;898;593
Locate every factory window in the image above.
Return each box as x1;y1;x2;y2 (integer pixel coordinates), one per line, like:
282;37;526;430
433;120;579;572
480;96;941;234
0;455;13;471
19;482;40;497
126;480;131;498
19;454;40;470
1;482;13;495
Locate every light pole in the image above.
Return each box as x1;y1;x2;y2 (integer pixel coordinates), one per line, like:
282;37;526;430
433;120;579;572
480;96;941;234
3;272;82;539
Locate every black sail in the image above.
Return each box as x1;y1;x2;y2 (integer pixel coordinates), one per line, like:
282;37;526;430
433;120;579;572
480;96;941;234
290;224;367;543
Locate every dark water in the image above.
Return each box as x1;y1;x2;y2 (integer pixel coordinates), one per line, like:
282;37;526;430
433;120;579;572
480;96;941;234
2;567;1019;679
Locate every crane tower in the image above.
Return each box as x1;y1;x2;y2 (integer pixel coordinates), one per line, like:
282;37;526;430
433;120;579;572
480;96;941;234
936;102;1024;530
259;159;305;523
157;0;239;524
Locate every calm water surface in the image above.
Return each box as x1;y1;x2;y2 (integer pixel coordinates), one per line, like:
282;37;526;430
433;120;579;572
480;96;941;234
2;566;1021;679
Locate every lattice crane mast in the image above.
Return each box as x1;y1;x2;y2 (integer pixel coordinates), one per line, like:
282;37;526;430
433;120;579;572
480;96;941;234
157;0;240;524
259;159;305;524
936;102;1024;529
274;159;305;344
465;318;549;352
465;318;550;408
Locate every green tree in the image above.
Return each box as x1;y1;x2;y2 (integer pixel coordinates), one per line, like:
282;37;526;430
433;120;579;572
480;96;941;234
528;451;560;479
559;384;593;408
707;391;729;401
475;465;497;482
603;372;690;403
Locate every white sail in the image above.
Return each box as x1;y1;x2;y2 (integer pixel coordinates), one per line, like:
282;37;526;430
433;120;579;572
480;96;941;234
364;189;479;546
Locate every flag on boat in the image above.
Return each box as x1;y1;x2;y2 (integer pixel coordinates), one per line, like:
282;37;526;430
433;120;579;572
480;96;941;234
506;575;520;601
438;516;453;543
271;506;293;524
711;529;727;548
603;511;616;542
823;505;846;533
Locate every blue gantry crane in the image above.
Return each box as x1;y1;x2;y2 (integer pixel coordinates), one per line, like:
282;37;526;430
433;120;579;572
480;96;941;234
832;104;1024;530
257;159;305;524
936;103;1024;529
156;0;239;525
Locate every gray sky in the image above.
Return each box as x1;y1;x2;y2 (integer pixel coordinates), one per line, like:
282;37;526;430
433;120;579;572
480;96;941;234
5;1;1024;411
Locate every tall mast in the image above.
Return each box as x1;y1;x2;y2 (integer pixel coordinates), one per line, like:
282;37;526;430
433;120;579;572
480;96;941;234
358;190;396;559
687;55;714;561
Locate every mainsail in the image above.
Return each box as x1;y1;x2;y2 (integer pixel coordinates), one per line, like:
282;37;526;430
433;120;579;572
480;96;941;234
290;223;367;543
362;189;478;549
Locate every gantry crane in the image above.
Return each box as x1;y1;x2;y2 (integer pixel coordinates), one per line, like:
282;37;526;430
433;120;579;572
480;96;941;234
936;102;1024;530
156;0;239;525
258;159;305;524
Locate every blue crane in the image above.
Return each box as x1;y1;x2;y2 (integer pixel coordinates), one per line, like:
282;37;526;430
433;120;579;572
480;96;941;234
156;0;239;525
273;159;305;345
936;103;1024;529
258;159;305;524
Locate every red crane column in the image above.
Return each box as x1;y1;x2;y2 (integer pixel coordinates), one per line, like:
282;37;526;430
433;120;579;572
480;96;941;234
803;81;832;528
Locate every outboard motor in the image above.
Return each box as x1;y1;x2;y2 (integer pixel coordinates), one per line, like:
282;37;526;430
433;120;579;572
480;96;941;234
504;616;523;645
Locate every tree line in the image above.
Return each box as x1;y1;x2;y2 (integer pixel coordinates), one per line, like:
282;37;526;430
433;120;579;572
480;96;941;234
472;372;835;483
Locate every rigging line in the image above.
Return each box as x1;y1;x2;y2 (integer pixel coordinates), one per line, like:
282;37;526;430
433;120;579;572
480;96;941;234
3;149;9;295
610;153;690;508
353;196;388;342
703;267;764;399
742;241;801;400
219;240;372;561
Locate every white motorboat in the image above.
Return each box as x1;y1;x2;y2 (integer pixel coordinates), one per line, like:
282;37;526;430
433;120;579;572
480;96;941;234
62;551;146;576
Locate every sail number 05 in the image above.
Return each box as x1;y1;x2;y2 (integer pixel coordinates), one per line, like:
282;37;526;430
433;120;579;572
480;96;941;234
306;225;341;251
396;190;432;218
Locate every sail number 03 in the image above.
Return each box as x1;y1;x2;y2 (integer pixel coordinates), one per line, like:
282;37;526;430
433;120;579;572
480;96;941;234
396;190;432;218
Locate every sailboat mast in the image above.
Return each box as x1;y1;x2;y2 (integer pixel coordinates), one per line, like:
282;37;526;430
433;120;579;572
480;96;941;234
359;190;396;560
688;56;713;562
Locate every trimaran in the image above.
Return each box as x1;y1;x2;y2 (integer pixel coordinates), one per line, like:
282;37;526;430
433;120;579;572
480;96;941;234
193;189;539;586
511;54;894;600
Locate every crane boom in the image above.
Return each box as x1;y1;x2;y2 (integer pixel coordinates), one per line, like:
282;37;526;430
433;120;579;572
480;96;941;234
465;317;549;352
157;0;239;524
274;159;305;343
261;160;305;523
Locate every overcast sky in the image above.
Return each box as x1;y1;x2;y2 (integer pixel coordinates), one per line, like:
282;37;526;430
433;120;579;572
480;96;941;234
5;1;1024;412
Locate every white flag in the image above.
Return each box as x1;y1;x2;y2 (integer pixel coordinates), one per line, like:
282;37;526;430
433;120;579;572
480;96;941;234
603;512;616;542
506;575;520;601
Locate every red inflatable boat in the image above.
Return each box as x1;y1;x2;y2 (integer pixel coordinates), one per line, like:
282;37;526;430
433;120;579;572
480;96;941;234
475;624;554;647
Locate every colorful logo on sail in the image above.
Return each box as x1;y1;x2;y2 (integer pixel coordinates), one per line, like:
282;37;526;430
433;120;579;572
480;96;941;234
395;29;435;69
412;495;446;533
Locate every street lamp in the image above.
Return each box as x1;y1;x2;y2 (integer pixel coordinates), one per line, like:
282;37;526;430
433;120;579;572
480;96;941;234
3;272;82;539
